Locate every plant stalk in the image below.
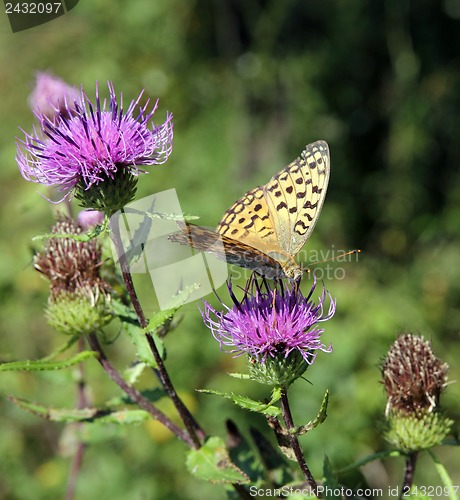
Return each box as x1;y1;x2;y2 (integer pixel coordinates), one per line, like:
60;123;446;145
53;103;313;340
110;213;203;448
87;333;194;447
280;386;319;497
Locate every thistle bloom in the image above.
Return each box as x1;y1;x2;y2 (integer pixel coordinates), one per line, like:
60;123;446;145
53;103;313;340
202;276;335;366
381;333;449;415
28;71;80;119
381;333;453;451
34;217;113;335
16;82;173;210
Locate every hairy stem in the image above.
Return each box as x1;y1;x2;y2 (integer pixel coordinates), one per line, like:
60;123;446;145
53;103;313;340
87;333;194;447
280;386;319;497
145;333;205;445
110;215;147;327
110;213;203;447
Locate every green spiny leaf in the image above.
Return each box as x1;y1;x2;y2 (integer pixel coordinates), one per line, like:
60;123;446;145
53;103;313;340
0;350;98;372
112;300;139;324
122;322;164;368
7;396;150;425
198;389;281;417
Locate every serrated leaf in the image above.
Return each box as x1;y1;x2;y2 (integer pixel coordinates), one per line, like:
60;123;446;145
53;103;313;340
186;436;249;484
228;372;251;380
111;300;139;324
95;409;150;425
6;396;151;425
7;396;101;422
113;300;166;367
122;321;165;368
32;221;108;244
199;389;281;417
0;350;98;372
147;308;177;332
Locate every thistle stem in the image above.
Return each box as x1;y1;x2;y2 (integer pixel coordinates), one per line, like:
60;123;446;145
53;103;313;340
65;338;88;500
280;386;319;497
145;333;205;445
109;215;147;327
87;333;194;447
109;214;203;448
400;451;418;498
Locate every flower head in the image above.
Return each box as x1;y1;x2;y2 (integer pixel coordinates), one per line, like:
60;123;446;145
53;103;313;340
34;217;113;335
381;333;453;451
17;82;173;211
34;217;104;296
28;71;80;120
381;333;449;415
202;276;335;384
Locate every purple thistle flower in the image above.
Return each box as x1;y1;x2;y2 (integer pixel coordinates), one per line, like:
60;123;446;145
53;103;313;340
202;276;335;366
16;82;173;200
28;71;80;120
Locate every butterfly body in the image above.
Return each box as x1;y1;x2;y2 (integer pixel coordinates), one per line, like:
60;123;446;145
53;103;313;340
170;140;330;280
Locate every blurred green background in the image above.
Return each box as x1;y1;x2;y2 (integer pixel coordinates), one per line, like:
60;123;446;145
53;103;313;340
1;1;459;498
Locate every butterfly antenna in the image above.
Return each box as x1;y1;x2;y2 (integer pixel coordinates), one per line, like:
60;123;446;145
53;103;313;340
306;249;361;268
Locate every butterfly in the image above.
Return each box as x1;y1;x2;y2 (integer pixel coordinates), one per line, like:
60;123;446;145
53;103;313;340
169;140;330;280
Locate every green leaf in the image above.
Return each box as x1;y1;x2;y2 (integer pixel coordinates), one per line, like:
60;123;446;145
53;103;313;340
228;372;252;380
32;219;108;244
186;436;249;484
147;308;177;332
111;300;139;324
94;409;150;425
113;302;165;367
7;396;150;424
122;322;164;368
0;350;98;372
198;389;281;417
294;389;329;436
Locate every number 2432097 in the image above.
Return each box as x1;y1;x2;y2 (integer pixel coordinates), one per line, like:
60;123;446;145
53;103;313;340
5;2;63;14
